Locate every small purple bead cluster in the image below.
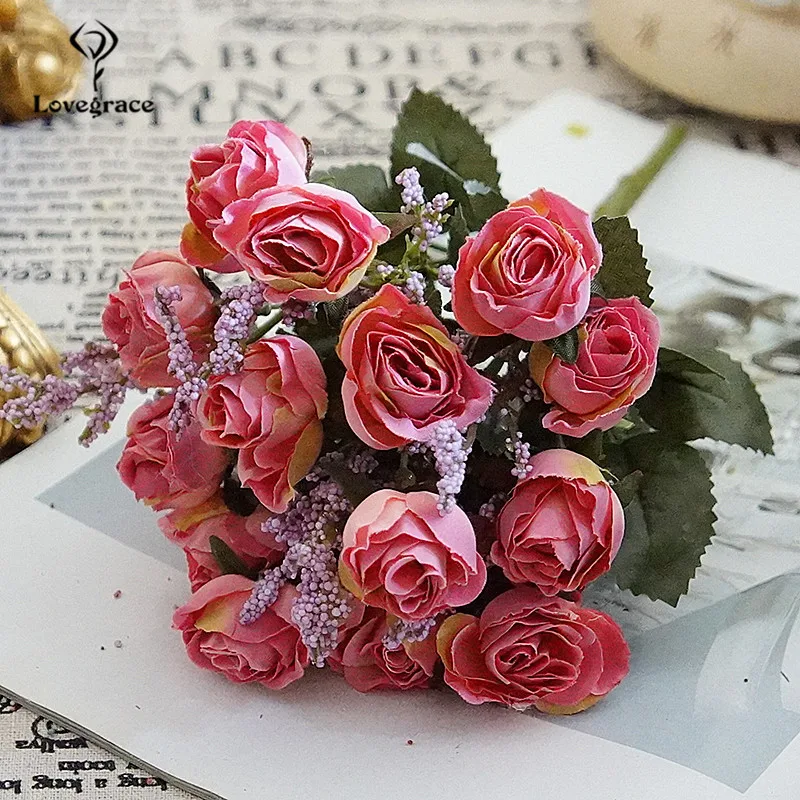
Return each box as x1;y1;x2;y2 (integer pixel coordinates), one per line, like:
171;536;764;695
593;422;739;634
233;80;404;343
280;298;314;329
154;286;206;434
340;449;379;475
437;263;456;288
509;432;535;479
0;366;78;430
521;378;540;404
397;167;425;211
382;615;438;651
429;420;471;515
415;193;450;252
209;282;267;375
241;474;354;667
394;167;451;252
0;342;131;445
403;271;426;304
65;344;132;445
478;492;507;521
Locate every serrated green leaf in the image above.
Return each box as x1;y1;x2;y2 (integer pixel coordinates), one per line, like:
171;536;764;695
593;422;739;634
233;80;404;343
637;347;774;454
608;435;717;606
210;536;260;580
390;89;506;230
313;163;396;210
593;216;654;308
544;327;581;364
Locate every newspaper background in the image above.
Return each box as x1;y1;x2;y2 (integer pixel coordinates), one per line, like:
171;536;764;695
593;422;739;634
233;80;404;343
1;0;799;796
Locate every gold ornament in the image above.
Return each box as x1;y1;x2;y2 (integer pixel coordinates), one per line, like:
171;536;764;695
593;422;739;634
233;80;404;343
0;287;61;450
0;0;83;124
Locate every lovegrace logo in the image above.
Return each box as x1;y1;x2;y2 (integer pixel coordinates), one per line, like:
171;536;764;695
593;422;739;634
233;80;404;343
70;20;118;93
33;20;155;118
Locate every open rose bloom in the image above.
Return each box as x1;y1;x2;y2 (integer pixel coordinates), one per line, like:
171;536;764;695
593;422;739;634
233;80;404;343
9;90;772;722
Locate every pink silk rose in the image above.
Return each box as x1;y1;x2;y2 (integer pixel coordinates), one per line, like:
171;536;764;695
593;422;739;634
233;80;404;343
329;603;439;692
180;120;309;273
159;498;284;591
452;189;601;341
213;183;390;302
437;587;630;712
117;394;227;511
173;575;308;689
101;250;216;388
337;284;494;450
196;336;327;513
530;296;660;436
491;450;624;595
339;490;487;622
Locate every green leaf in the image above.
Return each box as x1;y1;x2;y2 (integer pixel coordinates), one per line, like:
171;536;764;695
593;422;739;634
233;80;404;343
320;297;350;328
569;429;605;464
467;333;517;366
373;212;416;239
390;89;506;229
544;327;580;364
637;347;774;454
593;217;654;308
376;234;408;266
656;346;724;378
447;204;470;265
608;435;717;606
209;536;260;581
323;460;376;508
425;285;443;318
313;163;396;210
612;469;642;507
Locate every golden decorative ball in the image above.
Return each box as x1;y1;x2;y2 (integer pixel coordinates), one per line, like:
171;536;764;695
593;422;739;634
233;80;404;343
0;0;83;123
0;288;61;450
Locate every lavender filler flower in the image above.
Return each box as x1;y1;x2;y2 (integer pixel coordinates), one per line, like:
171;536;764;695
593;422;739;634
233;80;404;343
0;342;133;446
241;472;353;667
153;285;206;434
395;167;452;252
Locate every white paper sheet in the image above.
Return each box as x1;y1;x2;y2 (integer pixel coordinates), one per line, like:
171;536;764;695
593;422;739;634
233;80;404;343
0;409;766;800
492;90;800;294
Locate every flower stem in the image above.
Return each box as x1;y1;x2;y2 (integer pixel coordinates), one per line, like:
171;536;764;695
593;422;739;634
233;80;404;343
247;309;282;343
593;123;688;219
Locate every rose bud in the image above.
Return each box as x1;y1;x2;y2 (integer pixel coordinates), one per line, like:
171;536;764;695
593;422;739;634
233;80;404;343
117;394;227;512
337;284;493;450
101;250;216;389
491;449;623;595
339;490;487;622
530;296;660;437
195;336;327;513
180;120;309;273
329;603;439;692
159;498;285;591
173;576;308;689
213;183;389;302
452;189;601;341
437;587;629;712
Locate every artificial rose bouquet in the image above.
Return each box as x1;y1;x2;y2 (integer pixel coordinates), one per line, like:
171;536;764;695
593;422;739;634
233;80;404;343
0;90;773;714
